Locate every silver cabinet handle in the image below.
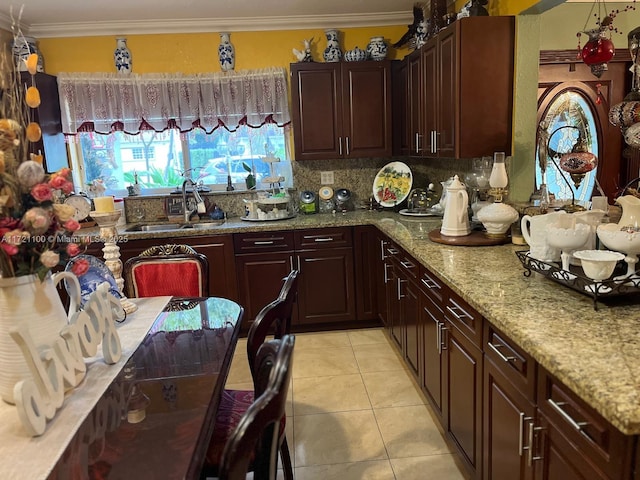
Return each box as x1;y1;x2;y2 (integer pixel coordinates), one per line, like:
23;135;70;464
387;247;399;255
487;342;516;363
421;277;440;290
518;412;525;456
446;305;470;321
397;278;406;300
547;399;589;432
380;240;388;260
345;136;350;156
527;421;535;466
440;324;448;351
297;255;301;273
289;255;294;272
399;260;415;270
254;240;275;245
314;237;333;242
383;263;391;284
339;136;343;156
415;132;420;154
430;131;436;153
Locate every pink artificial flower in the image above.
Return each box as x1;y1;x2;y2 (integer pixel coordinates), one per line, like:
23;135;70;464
49;175;67;190
66;243;81;257
71;258;90;276
60;181;74;195
22;207;52;235
63;218;81;232
58;168;72;178
31;182;54;202
40;250;60;268
0;242;18;256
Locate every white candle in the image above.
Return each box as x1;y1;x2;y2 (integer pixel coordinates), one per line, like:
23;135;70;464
94;196;115;213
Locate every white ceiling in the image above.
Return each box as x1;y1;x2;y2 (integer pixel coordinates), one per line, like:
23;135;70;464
0;0;620;38
0;0;420;38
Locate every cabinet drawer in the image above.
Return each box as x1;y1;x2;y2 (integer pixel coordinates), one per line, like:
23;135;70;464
484;323;536;400
392;250;418;280
419;266;446;306
443;291;483;347
538;367;634;480
294;227;352;249
233;231;294;254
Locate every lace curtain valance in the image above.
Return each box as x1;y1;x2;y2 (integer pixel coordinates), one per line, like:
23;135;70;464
56;68;290;135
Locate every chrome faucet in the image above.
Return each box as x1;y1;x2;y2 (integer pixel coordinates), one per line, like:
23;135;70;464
182;178;206;223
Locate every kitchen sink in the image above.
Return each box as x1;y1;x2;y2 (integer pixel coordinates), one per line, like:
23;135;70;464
125;221;224;232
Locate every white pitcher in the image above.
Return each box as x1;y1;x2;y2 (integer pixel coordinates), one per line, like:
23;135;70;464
440;175;470;237
521;210;566;262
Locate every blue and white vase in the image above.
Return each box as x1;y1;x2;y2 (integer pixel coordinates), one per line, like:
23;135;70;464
218;33;235;72
323;29;342;63
114;37;132;74
367;36;388;61
12;36;44;73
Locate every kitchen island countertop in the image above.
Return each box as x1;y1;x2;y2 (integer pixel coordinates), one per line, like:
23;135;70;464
86;211;640;435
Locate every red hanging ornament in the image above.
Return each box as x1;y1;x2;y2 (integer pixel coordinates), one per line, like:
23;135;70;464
581;28;615;77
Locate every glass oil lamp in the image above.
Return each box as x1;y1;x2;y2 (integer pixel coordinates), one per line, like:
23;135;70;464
476;152;519;237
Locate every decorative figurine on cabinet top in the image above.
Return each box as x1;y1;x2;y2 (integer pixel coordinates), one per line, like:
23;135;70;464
323;29;342;62
218;32;235;72
293;37;314;62
114;37;132;74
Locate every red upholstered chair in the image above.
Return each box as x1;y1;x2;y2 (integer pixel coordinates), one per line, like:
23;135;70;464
203;270;298;480
123;244;208;298
216;335;295;480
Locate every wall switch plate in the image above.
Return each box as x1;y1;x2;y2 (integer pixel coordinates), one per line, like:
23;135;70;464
320;171;334;185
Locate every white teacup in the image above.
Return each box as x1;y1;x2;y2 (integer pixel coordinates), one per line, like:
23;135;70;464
521;210;567;262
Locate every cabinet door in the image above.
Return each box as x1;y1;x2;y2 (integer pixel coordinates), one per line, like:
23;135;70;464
443;321;483;475
421;39;438;156
375;233;390;327
342;61;392;157
407;50;423;156
421;292;444;417
290;63;342;160
436;26;456;157
235;252;294;331
189;236;238;302
392;59;410;156
295;247;356;325
402;276;421;380
353;225;378;321
484;357;535;480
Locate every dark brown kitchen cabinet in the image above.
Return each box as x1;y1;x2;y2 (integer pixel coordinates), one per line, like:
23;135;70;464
375;231;390;327
353;225;378;322
392;50;422;156
393;248;421;379
534;368;635;480
294;228;356;325
290;61;392;160
442;290;484;477
234;231;295;332
483;323;537;480
396;16;514;158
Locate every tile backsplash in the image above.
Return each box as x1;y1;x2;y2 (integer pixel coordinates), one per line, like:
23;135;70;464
123;156;472;222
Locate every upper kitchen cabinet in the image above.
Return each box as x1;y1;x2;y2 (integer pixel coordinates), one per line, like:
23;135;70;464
394;16;515;158
290;61;392;160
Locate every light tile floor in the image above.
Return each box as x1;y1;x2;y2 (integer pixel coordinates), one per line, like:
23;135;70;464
224;328;471;480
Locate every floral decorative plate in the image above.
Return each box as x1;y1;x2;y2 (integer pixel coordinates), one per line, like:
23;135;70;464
65;254;121;306
373;161;413;207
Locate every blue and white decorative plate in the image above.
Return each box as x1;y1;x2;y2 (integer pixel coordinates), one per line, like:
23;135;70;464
65;255;121;306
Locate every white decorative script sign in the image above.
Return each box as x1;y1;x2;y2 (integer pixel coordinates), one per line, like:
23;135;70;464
8;282;125;436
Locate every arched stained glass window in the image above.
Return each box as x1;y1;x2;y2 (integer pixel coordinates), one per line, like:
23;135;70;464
536;90;599;205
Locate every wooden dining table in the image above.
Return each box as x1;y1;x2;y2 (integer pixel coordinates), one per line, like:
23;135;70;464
46;296;244;480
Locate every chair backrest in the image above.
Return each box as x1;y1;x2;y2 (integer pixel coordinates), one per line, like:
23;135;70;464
246;270;298;378
218;335;295;480
123;244;209;298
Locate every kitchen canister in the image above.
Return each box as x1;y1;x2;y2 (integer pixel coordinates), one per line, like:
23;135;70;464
299;191;317;214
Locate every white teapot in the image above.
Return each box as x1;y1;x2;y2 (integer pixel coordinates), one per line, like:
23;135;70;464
440;175;471;237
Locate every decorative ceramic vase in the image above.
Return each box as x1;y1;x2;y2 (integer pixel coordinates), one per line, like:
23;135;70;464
344;46;367;62
114;37;132;74
323;29;342;63
218;33;235;72
12;36;44;73
0;272;77;404
367;36;388;61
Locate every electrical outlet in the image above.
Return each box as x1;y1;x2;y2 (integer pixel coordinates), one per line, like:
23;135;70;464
320;171;334;185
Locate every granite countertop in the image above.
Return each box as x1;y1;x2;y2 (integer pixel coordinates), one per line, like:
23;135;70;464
89;211;640;435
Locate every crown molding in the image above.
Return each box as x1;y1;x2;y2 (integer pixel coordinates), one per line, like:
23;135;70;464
1;12;412;38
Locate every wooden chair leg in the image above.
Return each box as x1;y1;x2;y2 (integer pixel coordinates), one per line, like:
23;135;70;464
280;436;294;480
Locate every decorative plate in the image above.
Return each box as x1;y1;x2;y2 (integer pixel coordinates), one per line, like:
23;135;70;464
373;161;413;207
65;254;121;306
399;208;441;217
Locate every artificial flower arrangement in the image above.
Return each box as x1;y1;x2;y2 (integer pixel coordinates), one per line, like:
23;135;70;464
0;49;88;281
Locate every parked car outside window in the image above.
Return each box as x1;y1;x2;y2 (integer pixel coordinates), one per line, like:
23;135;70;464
198;156;274;185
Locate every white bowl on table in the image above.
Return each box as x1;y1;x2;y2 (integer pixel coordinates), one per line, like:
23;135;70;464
546;222;591;271
596;223;640;279
572;250;625;281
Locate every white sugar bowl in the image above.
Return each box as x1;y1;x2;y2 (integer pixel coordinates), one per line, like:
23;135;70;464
572;250;625;281
476;202;519;237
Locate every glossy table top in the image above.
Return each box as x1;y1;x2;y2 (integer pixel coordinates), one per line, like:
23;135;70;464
49;296;243;480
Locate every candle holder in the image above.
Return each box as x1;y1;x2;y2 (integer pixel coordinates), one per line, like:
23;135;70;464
90;210;138;314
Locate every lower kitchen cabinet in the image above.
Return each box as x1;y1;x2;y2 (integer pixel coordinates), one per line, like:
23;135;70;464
353;225;378;322
294;228;356;326
394;248;420;379
375;231;390;327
